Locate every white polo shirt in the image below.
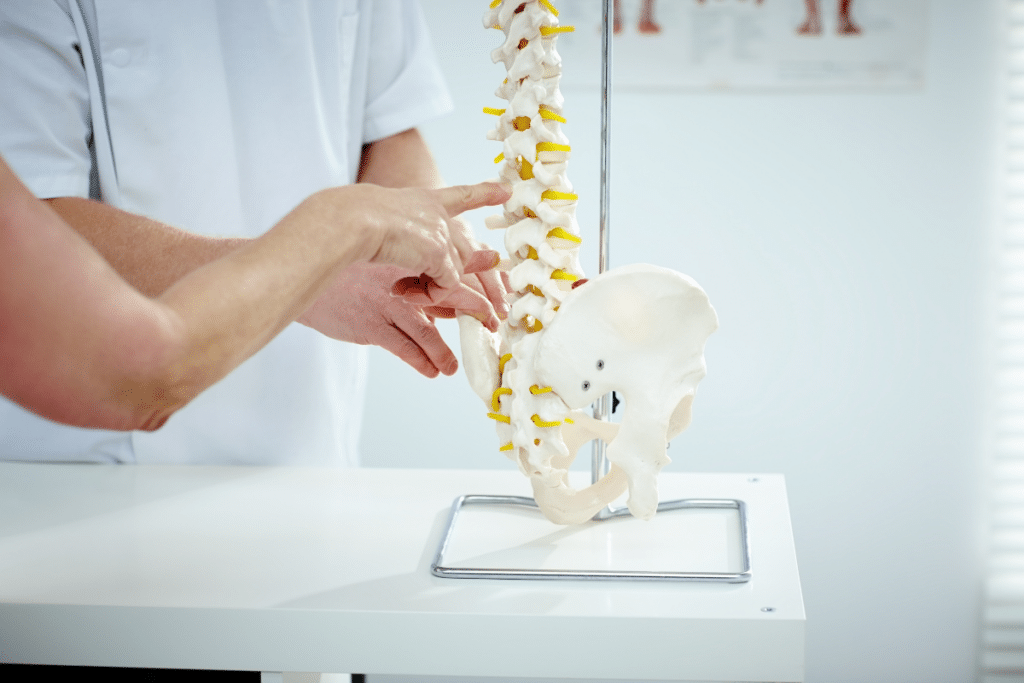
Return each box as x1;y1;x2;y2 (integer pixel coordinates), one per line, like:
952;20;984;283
0;0;453;465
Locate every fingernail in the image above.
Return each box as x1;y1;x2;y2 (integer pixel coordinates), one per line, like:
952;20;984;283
497;302;509;320
473;311;499;332
498;182;513;194
491;252;501;269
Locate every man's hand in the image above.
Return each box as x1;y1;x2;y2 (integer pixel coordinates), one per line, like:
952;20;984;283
321;128;514;378
305;181;509;331
298;241;511;378
299;261;467;378
391;242;511;321
340;182;509;319
415;214;510;320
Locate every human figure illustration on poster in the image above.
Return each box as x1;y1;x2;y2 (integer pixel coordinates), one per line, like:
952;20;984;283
613;0;661;34
613;1;860;39
798;0;862;35
556;0;924;90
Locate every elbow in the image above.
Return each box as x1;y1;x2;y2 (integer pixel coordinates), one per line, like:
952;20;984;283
120;364;198;433
107;309;197;432
108;371;191;433
133;409;175;432
13;378;186;434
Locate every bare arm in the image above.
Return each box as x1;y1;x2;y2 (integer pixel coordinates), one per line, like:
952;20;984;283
358;127;442;189
0;158;509;431
45;196;247;297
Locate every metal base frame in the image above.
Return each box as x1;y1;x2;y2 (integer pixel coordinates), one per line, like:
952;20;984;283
431;494;752;583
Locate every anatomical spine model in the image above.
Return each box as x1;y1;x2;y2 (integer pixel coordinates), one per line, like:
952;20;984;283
459;0;718;525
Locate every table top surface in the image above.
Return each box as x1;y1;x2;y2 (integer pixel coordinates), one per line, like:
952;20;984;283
0;463;804;681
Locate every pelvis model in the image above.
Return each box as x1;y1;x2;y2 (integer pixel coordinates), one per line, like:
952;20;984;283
459;0;718;525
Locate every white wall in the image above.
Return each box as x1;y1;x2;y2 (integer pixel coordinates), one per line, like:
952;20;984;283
361;1;996;681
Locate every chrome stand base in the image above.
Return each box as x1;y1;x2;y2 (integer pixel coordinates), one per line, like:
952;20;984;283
431;494;752;583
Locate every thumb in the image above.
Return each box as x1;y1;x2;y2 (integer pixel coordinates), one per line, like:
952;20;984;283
435;182;512;217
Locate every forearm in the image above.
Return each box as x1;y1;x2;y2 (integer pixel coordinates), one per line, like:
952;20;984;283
100;181;504;424
1;177;365;430
45;196;248;297
2;168;504;429
149;190;369;418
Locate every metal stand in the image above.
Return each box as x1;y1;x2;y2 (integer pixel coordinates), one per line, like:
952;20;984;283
432;495;751;582
433;0;751;583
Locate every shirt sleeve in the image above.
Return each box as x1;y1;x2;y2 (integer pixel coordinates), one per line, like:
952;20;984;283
0;0;94;199
362;0;454;144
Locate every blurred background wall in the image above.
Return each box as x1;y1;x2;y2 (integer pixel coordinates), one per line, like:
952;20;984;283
360;1;996;680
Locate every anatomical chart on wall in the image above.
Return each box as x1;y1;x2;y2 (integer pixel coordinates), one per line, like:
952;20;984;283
555;0;928;90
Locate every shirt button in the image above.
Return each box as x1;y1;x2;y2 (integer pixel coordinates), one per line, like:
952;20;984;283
108;48;130;68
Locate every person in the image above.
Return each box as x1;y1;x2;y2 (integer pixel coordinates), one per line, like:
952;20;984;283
798;0;861;36
0;154;509;432
0;0;503;465
614;0;661;34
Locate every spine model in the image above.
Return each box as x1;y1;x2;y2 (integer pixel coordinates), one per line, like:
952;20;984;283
461;0;719;525
481;0;582;489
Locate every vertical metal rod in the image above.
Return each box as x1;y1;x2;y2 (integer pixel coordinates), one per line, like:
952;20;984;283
591;0;613;488
598;0;612;276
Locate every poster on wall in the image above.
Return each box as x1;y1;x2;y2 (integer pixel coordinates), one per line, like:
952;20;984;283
555;0;929;90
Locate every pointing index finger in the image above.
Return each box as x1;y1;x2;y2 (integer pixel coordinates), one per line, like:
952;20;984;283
436;182;512;218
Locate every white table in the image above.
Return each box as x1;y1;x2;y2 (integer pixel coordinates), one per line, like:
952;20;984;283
0;463;804;682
